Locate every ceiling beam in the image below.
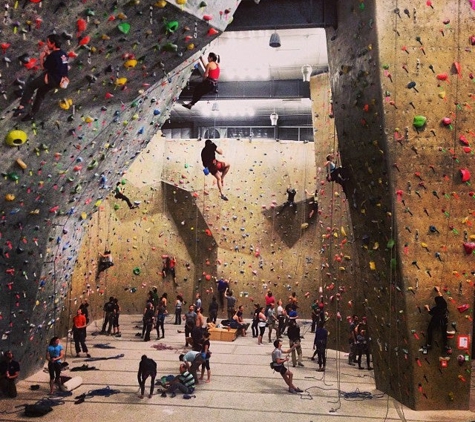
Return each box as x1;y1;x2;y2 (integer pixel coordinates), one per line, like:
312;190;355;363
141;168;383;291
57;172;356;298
179;79;312;100
229;0;337;31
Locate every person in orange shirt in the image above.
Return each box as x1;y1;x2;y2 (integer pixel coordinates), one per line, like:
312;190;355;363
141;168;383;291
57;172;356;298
72;309;90;358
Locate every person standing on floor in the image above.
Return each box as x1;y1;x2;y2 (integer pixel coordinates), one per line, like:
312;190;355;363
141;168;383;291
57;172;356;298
155;297;167;339
46;337;65;394
287;311;304;367
182;52;220;109
264;290;275;316
257;306;267;345
72;308;90;358
174;295;184;325
101;296;115;335
266;302;278;343
143;303;155;342
225;289;236;321
0;351;20;398
200;331;212;383
276;299;286;338
137;355;157;399
312;321;328;371
208;296;219;324
251;303;260;338
112;298;121;337
194;293;202;311
356;327;373;370
347;314;358;366
183;304;197;347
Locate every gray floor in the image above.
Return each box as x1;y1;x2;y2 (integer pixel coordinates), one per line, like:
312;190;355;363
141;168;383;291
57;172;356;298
1;314;474;422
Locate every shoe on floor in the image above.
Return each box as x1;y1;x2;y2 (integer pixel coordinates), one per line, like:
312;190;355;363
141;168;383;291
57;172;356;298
288;388;297;394
170;392;176;398
295;387;303;393
86;354;91;358
182;103;192;109
161;392;167;397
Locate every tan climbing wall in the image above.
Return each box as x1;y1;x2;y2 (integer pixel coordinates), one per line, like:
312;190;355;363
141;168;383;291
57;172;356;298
326;0;474;411
71;133;326;328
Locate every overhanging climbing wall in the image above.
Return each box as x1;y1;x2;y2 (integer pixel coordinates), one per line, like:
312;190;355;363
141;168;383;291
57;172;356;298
0;0;240;378
326;0;473;411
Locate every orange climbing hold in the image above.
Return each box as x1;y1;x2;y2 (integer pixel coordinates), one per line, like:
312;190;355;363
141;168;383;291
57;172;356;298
453;61;462;78
77;18;87;33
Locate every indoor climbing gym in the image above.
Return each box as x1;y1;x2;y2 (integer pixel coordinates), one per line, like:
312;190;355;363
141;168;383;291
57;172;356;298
0;1;474;421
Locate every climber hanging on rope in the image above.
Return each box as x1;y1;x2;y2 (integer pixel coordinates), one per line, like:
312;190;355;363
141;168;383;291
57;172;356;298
201;139;230;201
325;154;348;195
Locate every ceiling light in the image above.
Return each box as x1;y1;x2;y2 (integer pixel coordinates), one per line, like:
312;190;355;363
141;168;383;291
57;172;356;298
270;112;279;126
302;64;312;82
269;32;281;48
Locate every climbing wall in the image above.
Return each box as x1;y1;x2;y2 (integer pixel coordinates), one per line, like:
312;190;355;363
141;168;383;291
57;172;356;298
70;134;326;335
326;0;473;411
0;0;240;378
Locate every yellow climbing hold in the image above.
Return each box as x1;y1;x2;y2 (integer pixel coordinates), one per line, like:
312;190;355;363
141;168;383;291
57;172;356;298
301;222;309;229
176;0;187;4
5;129;28;147
5;193;15;201
439;91;446;99
369;261;376;270
341;226;347;237
116;77;128;86
83;116;94;123
81;212;87;220
59;98;73;110
154;0;167;7
373;242;379;250
124;59;137;69
187;43;195;50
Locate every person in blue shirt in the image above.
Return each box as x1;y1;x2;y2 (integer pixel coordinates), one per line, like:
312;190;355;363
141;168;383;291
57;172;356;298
46;336;65;394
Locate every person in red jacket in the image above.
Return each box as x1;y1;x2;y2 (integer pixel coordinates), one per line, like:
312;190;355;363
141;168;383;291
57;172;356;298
72;308;90;358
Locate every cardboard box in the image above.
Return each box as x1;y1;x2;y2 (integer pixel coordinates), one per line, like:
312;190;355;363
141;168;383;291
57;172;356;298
208;328;237;342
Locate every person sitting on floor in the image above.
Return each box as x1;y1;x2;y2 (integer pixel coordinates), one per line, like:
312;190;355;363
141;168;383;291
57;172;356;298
162;363;195;398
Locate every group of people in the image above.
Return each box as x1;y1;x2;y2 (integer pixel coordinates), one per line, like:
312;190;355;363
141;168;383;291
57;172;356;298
101;296;121;337
347;314;372;371
142;290;168;341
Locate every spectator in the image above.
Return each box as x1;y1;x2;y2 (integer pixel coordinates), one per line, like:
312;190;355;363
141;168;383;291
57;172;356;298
208;296;219;324
0;350;20;398
200;331;212;383
313;321;328;371
174;295;184;325
266;302;277;343
287;312;304;368
183;304;197;348
225;289;236;321
101;297;115;335
46;337;65;394
179;351;204;384
72;309;90;358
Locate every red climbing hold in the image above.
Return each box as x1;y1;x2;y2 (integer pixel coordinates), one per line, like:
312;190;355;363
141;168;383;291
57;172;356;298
463;242;475;255
460;168;471;182
77;18;87;33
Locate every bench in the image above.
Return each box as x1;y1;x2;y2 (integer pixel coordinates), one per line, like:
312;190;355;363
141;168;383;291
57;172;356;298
208;327;237;342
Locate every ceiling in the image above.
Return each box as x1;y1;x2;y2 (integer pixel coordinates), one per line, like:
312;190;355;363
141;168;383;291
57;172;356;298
169;27;329;128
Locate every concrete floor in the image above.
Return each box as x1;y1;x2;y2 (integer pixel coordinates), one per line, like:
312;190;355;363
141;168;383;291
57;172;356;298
0;314;474;422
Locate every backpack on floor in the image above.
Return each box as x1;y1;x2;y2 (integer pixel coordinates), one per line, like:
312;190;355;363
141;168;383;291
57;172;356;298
24;404;53;417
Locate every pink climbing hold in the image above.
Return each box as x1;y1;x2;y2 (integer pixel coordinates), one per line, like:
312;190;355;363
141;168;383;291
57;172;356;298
442;117;452;126
470;0;475;10
460;168;471;182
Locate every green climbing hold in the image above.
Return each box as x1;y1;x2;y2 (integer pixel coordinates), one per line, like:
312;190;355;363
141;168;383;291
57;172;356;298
118;22;131;35
7;172;19;181
164;20;179;34
133;267;141;275
162;42;178;52
387;239;395;249
199;1;207;7
390;258;397;269
413;115;427;128
114;204;120;210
